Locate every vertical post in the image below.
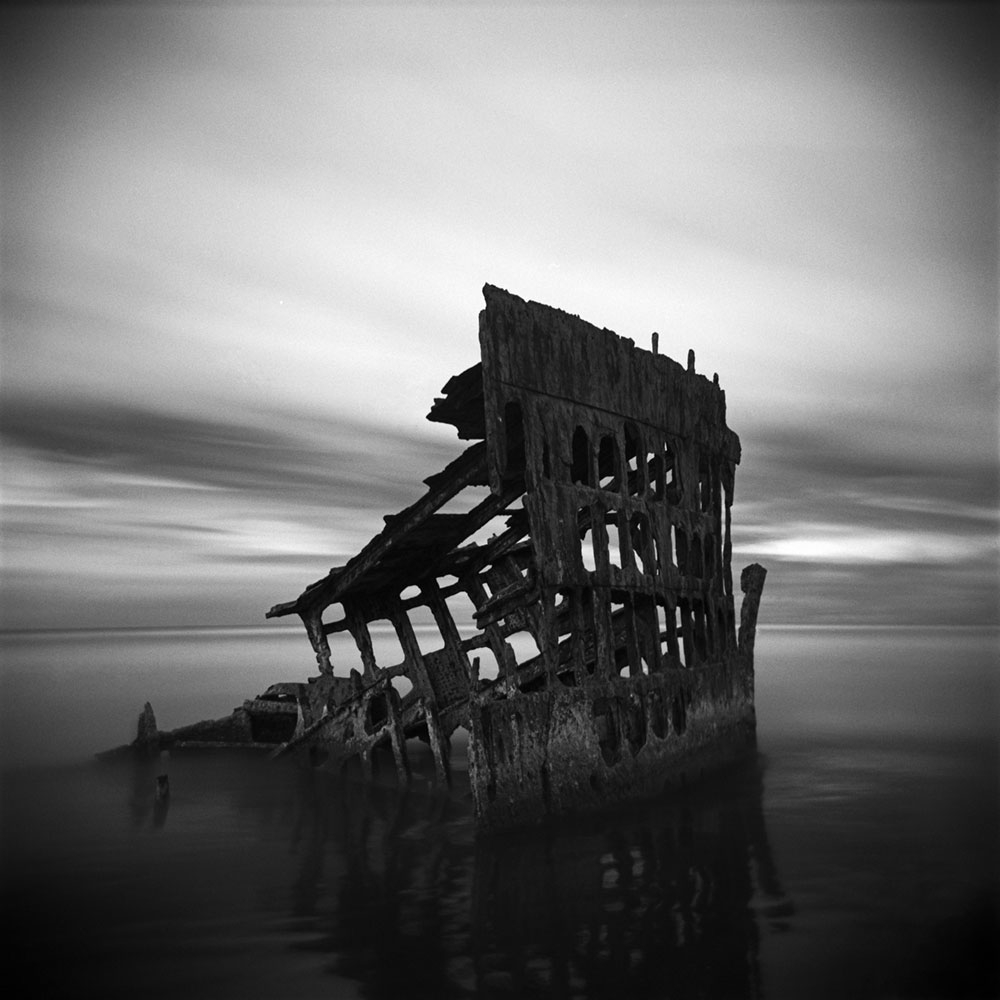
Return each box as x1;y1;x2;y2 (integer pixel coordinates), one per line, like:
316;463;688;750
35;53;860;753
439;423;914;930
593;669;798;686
738;564;768;660
385;682;411;784
302;613;333;674
423;701;452;787
347;608;379;682
392;602;452;786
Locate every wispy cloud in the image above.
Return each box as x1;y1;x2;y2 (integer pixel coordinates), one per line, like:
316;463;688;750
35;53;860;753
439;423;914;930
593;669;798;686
734;423;999;624
0;395;459;506
0;395;466;627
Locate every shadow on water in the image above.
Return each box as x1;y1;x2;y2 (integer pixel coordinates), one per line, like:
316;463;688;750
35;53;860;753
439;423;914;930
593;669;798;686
249;752;793;1000
5;737;998;999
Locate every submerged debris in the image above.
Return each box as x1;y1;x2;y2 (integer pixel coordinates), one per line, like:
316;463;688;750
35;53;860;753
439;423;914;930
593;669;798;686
97;688;301;758
104;285;766;833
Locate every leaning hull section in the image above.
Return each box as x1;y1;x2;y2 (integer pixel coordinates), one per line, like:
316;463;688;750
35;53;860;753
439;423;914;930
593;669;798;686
469;653;755;833
251;285;769;833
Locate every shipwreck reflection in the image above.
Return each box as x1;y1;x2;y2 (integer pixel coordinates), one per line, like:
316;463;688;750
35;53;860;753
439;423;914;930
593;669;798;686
269;753;790;999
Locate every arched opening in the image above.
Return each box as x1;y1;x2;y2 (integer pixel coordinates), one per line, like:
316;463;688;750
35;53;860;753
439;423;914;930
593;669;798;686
649;690;668;739
690;532;704;578
597;435;619;490
630;512;653;575
592;697;622;766
626;699;647;756
624;422;643;494
661;440;679;503
571;426;591;485
503;400;526;480
671;694;687;735
675;529;689;575
365;692;389;734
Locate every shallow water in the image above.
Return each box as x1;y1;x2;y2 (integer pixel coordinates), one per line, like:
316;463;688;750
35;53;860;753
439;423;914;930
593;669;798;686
1;626;997;998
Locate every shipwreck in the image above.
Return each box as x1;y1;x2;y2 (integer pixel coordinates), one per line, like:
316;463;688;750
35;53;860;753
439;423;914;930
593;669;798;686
110;286;765;833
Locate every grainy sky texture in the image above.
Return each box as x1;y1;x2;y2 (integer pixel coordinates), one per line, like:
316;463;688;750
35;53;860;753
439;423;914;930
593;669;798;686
1;1;997;629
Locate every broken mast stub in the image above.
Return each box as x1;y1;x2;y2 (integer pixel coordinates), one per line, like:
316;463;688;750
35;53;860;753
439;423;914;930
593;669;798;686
266;285;765;831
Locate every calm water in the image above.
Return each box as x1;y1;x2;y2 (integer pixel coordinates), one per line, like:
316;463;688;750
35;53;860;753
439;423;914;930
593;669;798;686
1;626;997;999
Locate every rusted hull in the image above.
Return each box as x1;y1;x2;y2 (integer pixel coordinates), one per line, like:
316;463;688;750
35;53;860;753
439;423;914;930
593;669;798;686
469;652;755;833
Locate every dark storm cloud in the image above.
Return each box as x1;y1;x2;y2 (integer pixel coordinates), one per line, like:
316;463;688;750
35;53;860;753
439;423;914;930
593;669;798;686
0;394;462;514
734;422;998;625
742;422;998;517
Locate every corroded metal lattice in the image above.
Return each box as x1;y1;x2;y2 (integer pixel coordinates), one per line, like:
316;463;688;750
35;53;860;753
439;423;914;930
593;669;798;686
266;285;765;831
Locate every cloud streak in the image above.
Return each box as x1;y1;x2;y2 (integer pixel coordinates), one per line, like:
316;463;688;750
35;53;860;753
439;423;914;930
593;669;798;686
0;394;468;628
0;395;459;508
734;422;998;624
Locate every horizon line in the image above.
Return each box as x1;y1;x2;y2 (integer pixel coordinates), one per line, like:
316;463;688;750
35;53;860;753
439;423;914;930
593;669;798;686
1;622;997;638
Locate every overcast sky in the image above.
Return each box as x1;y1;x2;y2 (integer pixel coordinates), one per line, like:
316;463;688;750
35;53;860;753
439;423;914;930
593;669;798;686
1;1;996;630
